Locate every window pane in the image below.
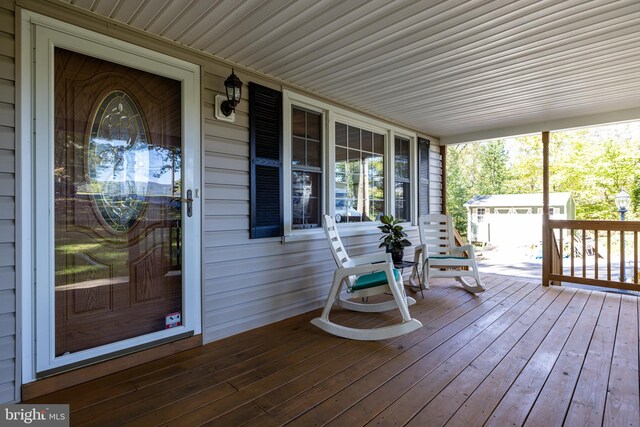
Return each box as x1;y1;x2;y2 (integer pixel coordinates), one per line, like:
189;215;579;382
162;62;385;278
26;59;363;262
335;122;384;223
346;149;362;223
336;122;347;147
292;171;321;229
292;106;323;230
371;201;385;221
307;139;320;168
395;137;410;180
348;126;360;150
395;182;410;222
374;133;385;154
306;112;320;140
292;108;305;137
335;146;347;186
292;137;305;165
369;154;384;178
394;136;411;222
362;130;373;152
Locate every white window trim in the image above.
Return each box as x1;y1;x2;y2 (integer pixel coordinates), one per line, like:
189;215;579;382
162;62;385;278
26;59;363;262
283;91;331;240
282;90;417;241
19;11;202;382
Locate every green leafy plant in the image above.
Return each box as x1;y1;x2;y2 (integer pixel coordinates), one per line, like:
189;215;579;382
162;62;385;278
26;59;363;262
378;215;412;254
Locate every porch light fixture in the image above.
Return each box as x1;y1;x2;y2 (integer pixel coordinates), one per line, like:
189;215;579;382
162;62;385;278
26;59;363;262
615;188;631;221
220;68;243;117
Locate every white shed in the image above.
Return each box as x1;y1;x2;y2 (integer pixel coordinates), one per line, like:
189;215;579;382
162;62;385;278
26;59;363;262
464;192;576;245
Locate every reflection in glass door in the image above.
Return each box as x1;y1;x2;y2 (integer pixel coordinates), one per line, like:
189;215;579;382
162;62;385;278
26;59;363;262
53;48;183;356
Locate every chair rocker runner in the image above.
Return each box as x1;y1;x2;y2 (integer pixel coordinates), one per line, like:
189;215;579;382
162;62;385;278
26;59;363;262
411;214;485;293
311;215;422;340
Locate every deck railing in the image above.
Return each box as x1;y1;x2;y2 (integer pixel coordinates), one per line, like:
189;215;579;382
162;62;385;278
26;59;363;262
547;219;640;292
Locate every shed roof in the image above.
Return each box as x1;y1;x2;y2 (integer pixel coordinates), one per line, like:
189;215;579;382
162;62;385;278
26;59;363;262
464;192;572;208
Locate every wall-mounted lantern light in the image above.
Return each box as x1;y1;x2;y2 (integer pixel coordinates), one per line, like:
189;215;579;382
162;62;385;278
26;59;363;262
215;69;243;122
221;69;243;115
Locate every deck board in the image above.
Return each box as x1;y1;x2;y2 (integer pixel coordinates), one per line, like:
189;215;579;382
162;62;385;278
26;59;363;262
485;289;591;427
24;274;640;427
443;286;578;427
401;282;561;426
256;277;521;427
327;281;540;426
131;281;468;426
245;277;515;427
604;295;640;427
524;291;606;426
564;293;620;427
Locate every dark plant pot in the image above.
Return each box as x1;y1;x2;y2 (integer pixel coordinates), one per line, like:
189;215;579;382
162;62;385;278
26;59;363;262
391;248;404;264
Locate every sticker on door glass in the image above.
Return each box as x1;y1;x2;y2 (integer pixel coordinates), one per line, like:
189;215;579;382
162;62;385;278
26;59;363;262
88;90;149;233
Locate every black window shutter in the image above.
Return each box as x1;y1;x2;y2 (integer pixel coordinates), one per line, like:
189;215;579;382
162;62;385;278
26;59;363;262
418;137;431;216
249;83;283;238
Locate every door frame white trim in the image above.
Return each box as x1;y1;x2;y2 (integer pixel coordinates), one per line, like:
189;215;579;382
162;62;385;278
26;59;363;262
19;10;202;382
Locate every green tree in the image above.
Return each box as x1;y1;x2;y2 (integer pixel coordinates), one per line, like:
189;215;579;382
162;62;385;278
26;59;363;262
504;135;541;193
632;175;640;213
476;139;509;195
446;146;472;236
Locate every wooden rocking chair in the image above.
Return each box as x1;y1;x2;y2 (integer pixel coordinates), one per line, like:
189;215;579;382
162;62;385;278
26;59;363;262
311;215;422;340
411;214;485;293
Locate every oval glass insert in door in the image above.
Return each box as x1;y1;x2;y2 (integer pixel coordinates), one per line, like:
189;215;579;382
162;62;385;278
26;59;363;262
54;47;183;356
88;90;149;234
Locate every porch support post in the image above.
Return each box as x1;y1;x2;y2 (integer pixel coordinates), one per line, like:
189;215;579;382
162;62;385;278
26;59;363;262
542;131;550;286
441;145;447;214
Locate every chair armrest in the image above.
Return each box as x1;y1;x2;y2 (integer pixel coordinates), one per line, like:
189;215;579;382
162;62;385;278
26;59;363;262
413;245;423;257
350;252;392;266
452;244;475;257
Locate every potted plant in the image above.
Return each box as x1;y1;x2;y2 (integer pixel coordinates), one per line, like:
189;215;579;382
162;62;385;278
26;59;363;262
378;215;411;263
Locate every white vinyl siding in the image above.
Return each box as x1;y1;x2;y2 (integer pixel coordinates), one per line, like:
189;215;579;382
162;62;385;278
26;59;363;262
202;70;334;340
0;2;16;404
429;143;443;214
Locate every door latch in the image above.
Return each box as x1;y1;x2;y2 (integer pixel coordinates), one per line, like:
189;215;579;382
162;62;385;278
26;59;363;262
185;189;193;217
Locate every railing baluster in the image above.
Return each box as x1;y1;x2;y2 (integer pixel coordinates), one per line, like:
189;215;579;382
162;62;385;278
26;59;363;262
582;229;586;278
634;231;638;284
620;230;625;283
570;229;575;277
593;230;600;280
607;230;611;281
559;229;563;276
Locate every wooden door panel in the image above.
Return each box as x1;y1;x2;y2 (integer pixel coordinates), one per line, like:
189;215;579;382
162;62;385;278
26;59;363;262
54;47;183;356
131;245;166;303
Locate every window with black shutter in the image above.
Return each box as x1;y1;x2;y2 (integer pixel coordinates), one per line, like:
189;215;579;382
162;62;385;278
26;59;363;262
249;83;283;238
418;137;430;216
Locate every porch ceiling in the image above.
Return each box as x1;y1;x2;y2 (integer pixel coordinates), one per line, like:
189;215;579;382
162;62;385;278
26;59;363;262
60;0;640;143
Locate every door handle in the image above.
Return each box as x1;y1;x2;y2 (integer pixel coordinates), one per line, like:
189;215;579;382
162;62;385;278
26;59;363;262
185;189;193;218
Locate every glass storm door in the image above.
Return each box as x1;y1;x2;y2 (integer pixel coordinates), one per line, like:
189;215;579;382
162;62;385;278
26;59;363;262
52;48;184;358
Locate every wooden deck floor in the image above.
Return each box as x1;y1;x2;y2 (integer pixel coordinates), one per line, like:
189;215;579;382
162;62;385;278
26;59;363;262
27;274;640;426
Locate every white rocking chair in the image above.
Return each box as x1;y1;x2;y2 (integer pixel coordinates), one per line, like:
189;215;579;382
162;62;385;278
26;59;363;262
311;215;422;340
411;214;485;293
